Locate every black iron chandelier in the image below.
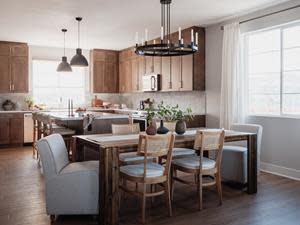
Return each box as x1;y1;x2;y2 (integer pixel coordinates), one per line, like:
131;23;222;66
135;0;198;57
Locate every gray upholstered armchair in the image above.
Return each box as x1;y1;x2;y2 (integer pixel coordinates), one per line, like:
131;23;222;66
37;134;99;221
221;123;263;184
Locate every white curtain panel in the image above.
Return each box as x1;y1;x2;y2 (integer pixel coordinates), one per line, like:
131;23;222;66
219;22;246;129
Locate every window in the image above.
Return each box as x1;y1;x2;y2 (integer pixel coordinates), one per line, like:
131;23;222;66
245;22;300;116
32;60;86;108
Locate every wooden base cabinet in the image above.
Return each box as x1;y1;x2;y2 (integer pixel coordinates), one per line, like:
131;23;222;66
0;113;24;146
0;42;29;93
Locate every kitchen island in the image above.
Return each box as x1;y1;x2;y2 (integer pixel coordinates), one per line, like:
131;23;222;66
41;111;130;135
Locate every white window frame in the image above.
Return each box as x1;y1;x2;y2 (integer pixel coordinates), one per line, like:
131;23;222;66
245;21;300;118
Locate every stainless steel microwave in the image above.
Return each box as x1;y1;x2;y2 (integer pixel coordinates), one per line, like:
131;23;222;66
142;74;161;92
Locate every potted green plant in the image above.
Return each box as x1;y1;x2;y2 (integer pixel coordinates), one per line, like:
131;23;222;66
24;96;34;110
174;107;193;135
145;107;157;135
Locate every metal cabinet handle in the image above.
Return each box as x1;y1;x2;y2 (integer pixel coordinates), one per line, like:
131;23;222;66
151;76;155;90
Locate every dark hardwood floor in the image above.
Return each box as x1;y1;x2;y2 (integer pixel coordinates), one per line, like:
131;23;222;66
0;147;300;225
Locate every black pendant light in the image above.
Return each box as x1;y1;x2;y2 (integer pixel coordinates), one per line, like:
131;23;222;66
57;29;72;72
70;17;89;67
135;0;198;57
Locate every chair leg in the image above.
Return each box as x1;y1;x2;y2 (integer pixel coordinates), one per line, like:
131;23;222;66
142;184;147;224
171;167;175;201
50;215;55;223
216;173;223;205
151;184;155;206
165;181;172;217
198;173;203;211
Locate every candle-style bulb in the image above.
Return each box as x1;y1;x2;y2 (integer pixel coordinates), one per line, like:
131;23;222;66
161;26;164;41
178;27;181;41
145;29;148;42
135;32;139;44
195;32;198;46
191;29;194;43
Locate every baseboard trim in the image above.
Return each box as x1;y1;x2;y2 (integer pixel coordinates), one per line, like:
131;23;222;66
260;162;300;181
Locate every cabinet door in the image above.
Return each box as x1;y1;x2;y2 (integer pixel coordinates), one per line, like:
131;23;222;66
138;57;145;91
180;55;193;91
145;56;154;74
119;62;126;93
104;62;118;93
124;60;132;92
93;60;105;93
131;57;139;92
9;118;24;144
11;56;28;93
0;56;11;93
0;118;10;145
170;56;181;91
161;57;171;91
154;57;161;75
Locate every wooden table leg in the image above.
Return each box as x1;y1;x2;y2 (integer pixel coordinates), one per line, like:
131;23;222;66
99;147;119;225
72;137;84;162
247;134;257;194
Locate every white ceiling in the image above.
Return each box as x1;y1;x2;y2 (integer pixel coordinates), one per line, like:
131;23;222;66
0;0;289;50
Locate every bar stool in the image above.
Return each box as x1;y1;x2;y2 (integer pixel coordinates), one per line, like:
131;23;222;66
40;114;76;159
32;112;45;159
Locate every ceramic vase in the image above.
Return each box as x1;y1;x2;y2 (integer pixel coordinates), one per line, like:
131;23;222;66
175;119;186;135
157;120;169;134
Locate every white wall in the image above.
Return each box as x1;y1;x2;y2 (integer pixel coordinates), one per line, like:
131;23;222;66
205;0;300;180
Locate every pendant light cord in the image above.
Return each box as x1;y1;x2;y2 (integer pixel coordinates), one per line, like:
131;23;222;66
78;20;80;48
63;31;66;56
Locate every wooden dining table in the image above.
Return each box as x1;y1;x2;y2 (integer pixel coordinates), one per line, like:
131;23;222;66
72;129;257;225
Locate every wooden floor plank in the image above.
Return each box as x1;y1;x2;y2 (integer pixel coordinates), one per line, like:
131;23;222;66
0;147;299;225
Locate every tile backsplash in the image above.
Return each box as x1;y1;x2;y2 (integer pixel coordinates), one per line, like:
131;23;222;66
1;91;206;115
120;91;206;114
0;94;29;111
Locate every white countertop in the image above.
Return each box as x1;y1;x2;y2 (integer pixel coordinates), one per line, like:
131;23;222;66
44;111;129;121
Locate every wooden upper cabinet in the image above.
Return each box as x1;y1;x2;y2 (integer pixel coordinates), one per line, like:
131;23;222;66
182;27;205;91
181;55;193;91
104;62;118;93
11;56;29;93
117;26;205;93
161;27;205;92
0;42;28;93
0;56;11;93
131;56;139;92
161;57;171;91
93;60;105;93
91;49;119;93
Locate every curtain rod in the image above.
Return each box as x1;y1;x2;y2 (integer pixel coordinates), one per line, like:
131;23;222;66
220;4;300;30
